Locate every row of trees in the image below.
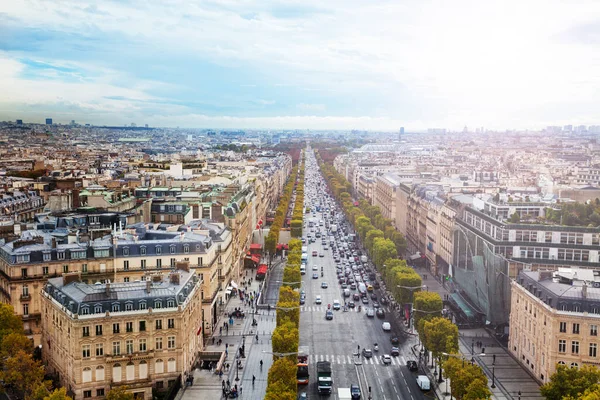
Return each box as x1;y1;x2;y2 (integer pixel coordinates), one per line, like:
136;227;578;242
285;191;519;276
314;154;491;399
265;160;300;257
264;169;305;400
291;156;305;238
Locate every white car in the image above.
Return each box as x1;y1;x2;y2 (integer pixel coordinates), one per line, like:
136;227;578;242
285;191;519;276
321;282;329;289
382;354;392;365
382;322;391;331
315;295;322;304
332;300;341;310
312;265;318;271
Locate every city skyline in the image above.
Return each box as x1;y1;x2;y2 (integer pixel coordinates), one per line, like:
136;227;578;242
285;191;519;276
1;0;600;130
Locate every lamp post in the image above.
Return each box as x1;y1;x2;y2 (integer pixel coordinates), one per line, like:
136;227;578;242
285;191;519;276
491;366;496;388
517;390;521;400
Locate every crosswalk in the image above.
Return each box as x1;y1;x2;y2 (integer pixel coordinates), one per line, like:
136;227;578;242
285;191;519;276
301;306;393;313
306;354;409;367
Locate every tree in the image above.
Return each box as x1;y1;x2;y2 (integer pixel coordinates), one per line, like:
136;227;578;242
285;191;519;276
44;388;73;400
372;238;397;269
265;381;296;400
264;234;277;257
413;291;443;338
365;229;384;254
423;317;458;376
395;271;422;305
267;358;297;393
0;304;24;343
541;364;600;400
564;385;600;400
30;381;53;400
508;212;520;223
444;357;490;400
1;332;34;363
106;387;134;400
271;320;299;361
463;378;492;400
0;350;45;399
278;286;299;304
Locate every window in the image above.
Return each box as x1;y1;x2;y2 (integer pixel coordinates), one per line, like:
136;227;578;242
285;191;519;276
82;263;88;273
139;301;147;310
155;337;163;350
112;303;120;312
125;302;133;311
571;362;579;368
126;322;133;333
97;389;105;397
71;250;86;259
58;252;66;261
572;341;580;354
590;343;597;358
22;285;29;297
43;253;51;262
156;319;162;330
95;304;103;314
113;341;121;355
140;246;146;255
82;345;91;358
23;304;29;316
559;340;566;353
62;264;68;273
83;390;92;398
139;321;146;331
573;323;580;334
95;325;103;336
141;259;146;269
198;257;203;266
126;339;134;354
592;325;598;336
167;299;175;308
170;258;176;267
95;249;109;258
21;268;27;278
42;266;49;275
123;260;129;271
154;300;162;309
167;336;175;349
170;246;176;254
139;338;147;352
184;245;189;254
156;259;162;268
123;247;129;256
113;323;120;334
560;322;567;333
156;246;162;255
168;318;175;329
96;343;104;357
82;326;90;337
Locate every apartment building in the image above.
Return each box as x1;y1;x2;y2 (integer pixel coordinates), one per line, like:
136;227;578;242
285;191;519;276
509;269;600;383
0;191;45;221
357;175;375;204
373;173;401;223
41;267;202;400
454;199;600;325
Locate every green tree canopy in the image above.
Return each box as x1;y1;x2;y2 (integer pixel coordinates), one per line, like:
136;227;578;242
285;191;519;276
106;387;134;400
444;357;490;400
541;365;600;400
44;388;73;400
271;320;299;361
413;291;443;338
267;357;297;394
0;350;45;399
365;229;384;254
423;317;459;359
0;304;24;344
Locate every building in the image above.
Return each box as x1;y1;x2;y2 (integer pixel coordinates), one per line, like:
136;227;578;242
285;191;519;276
46;118;53;125
373;173;401;223
16;119;23;125
509;269;600;383
41;265;203;400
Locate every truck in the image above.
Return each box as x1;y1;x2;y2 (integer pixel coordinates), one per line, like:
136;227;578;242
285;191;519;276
316;361;333;394
338;388;352;400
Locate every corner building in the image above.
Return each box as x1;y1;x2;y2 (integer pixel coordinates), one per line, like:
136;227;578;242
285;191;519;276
41;266;203;400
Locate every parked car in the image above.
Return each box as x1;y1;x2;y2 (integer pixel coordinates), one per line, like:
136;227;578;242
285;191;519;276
407;360;418;371
382;322;391;331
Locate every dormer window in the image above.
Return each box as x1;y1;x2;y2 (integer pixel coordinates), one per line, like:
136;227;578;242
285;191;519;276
125;302;133;311
81;306;89;315
112;303;120;312
43;252;51;261
140;246;146;255
170;245;176;254
167;299;175;308
154;300;162;309
122;247;129;256
71;250;86;260
139;301;147;310
156;246;162;255
94;305;103;314
57;251;66;260
183;245;189;254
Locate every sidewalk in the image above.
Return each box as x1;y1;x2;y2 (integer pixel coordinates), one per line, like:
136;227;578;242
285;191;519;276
178;260;285;400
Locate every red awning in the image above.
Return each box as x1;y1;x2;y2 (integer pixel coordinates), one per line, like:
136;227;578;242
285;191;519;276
257;264;268;274
250;244;262;250
251;255;260;263
276;244;283;250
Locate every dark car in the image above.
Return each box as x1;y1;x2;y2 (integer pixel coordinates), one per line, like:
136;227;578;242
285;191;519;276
391;337;400;345
373;281;381;289
376;308;385;318
391;347;400;356
326;310;334;320
370;293;377;300
379;297;388;305
407;360;418;371
353;293;360;301
361;297;369;305
348;301;355;308
362;348;373;358
351;384;361;399
299;297;306;305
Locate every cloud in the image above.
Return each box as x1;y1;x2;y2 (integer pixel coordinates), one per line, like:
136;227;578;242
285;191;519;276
1;0;600;129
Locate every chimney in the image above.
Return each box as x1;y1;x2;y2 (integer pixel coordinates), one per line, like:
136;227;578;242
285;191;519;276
176;260;190;272
180;231;185;242
146;280;152;294
62;272;81;286
170;272;180;285
583;282;588;299
105;282;111;296
152;275;163;283
51;238;57;248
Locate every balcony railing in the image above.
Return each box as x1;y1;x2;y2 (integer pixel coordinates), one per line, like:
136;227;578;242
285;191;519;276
20;294;31;301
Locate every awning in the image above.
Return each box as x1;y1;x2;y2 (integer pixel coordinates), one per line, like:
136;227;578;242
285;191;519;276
250;244;262;250
409;252;422;261
449;293;474;319
230;281;238;289
251;255;260;263
225;289;232;295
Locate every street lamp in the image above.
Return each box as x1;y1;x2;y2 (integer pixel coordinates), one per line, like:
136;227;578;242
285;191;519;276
491;366;496;388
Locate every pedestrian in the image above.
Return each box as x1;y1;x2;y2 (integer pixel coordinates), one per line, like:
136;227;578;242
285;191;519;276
240;385;242;395
212;337;215;345
220;327;222;335
256;333;259;342
226;343;228;349
252;375;256;385
227;379;230;388
222;379;226;388
219;370;223;378
225;349;228;357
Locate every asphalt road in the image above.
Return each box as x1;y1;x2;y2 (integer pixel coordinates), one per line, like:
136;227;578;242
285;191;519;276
299;159;430;400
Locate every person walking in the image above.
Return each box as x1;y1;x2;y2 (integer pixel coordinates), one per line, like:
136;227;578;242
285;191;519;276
252;375;256;386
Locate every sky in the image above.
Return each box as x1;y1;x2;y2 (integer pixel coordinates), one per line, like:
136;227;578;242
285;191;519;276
1;0;600;130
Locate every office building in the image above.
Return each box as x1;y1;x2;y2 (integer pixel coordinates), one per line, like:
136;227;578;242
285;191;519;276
46;118;53;125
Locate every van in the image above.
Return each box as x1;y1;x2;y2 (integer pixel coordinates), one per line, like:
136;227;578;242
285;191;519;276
416;375;430;391
343;289;351;297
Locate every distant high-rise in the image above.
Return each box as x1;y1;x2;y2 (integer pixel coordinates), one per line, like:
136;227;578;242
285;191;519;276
399;127;404;141
70;120;76;125
16;119;23;125
45;118;52;125
563;125;573;132
145;124;149;128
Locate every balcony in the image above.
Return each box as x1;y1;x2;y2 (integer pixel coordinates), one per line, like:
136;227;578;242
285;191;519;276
22;313;41;321
20;294;31;301
106;351;155;363
111;376;153;388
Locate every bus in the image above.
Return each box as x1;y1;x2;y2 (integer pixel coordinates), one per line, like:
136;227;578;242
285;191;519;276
297;346;309;384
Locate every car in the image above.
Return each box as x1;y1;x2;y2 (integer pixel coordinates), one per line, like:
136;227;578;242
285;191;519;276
382;354;392;365
391;337;400;345
324;246;329;250
407;360;419;372
299;297;305;305
362;348;373;358
333;300;341;310
319;252;325;257
382;322;391;331
373;281;381;289
338;278;345;284
372;301;379;308
315;296;322;304
312;265;318;271
298;392;308;400
361;297;369;305
341;283;348;289
312;251;318;256
376;308;385;318
350;283;357;290
347;301;355;308
321;282;328;289
325;310;334;320
353;293;360;301
370;293;377;300
379;297;388;305
366;308;375;318
312;273;319;279
350;384;361;399
391;347;400;356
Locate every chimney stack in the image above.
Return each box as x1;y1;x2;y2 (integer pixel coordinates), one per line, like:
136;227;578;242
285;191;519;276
146;280;152;294
105;282;111;296
170;272;180;285
583;282;588;299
